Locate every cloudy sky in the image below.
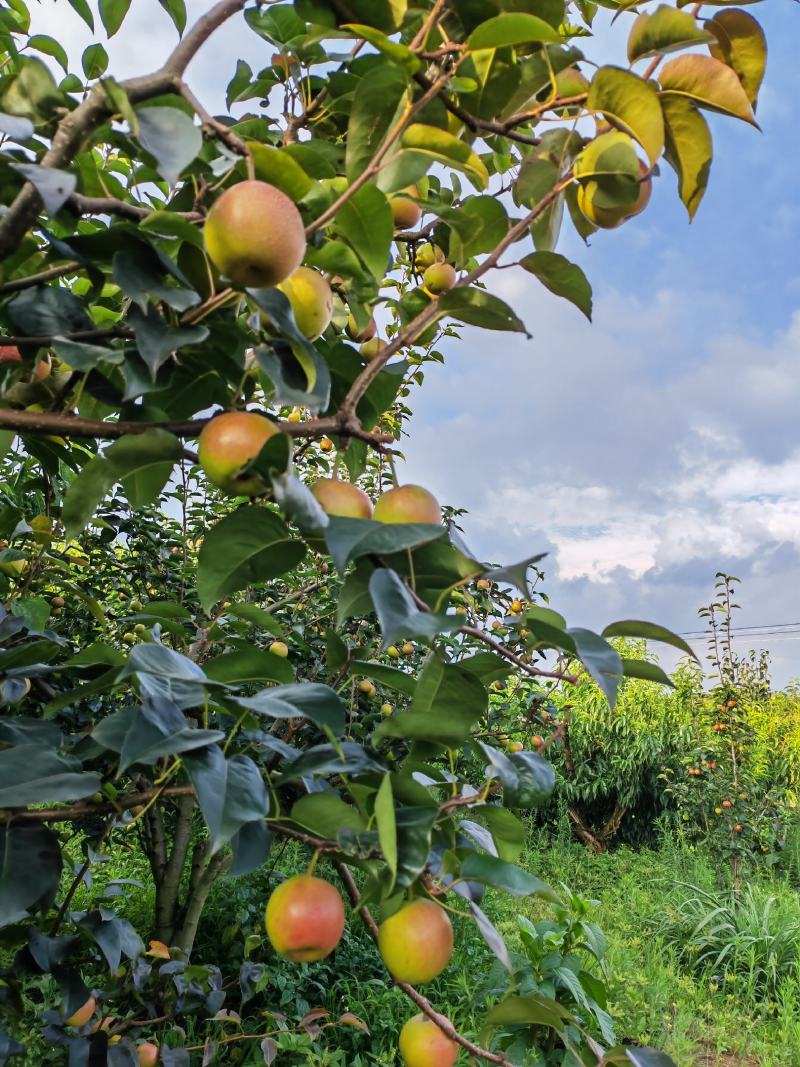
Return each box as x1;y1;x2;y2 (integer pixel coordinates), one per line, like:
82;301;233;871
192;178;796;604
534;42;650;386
29;1;800;685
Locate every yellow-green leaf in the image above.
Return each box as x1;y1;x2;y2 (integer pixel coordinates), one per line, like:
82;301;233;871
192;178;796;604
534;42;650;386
628;6;713;62
661;95;713;220
467;13;561;51
659;53;758;126
375;773;397;886
400;124;489;190
706;9;767;106
341;24;420;72
588;67;664;164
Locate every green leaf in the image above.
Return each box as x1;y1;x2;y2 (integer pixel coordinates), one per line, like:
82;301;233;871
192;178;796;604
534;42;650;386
706;9;767;106
469;900;512;973
66;0;94;30
468;13;561;50
197;507;306;612
621;658;675;688
113;246;199;314
9;285;91;336
628;6;713;62
588;66;664;164
485;993;572;1030
459;853;554;898
27;34;69;73
205;649;294;686
100;76;138;134
324;515;444;572
63;429;184;539
334;183;393;281
438;287;529;334
10;596;50;632
568;627;623;706
399;124;488;190
479;743;556;809
119;645;208;710
157;0;186;34
135;106;202;185
659;53;758;125
184;747;268;853
351;660;417;696
474;807;526;863
81;42;108;79
346;64;409;183
661;95;712;220
0;825;62;927
374;655;487;746
601;619;700;662
0;745;101;805
231;683;346;735
247;142;313;202
99;0;132;37
375;773;397;885
341;24;420;73
369;569;461;645
396;806;438;886
290;793;365;839
519;251;592;320
0;58;66;125
92;707;224;773
249;288;328;401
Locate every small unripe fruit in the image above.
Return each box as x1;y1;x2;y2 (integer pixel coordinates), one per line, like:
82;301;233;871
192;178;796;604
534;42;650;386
399;1013;458;1067
204;180;306;289
198;411;279;497
402;642;414;655
311;478;373;519
722;800;732;809
423;262;456;295
66;995;96;1027
359;679;375;696
137;1042;160;1066
133;623;147;636
359;337;388;362
380;703;393;716
50;595;65;609
387;645;400;659
33;353;52;381
320;437;334;452
277;266;333;340
378;899;453;984
129;599;143;612
122;632;136;645
715;807;723;815
265;874;345;962
734;824;743;833
476;579;490;591
510;599;523;613
507;740;524;753
269;641;289;658
532;735;544;749
374;485;441;525
287;409;302;423
391;188;423;231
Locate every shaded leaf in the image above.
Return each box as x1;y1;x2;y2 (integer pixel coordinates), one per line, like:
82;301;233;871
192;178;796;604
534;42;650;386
519;251;592;320
659;53;757;125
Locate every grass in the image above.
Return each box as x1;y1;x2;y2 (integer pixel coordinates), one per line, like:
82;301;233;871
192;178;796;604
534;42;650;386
16;825;800;1064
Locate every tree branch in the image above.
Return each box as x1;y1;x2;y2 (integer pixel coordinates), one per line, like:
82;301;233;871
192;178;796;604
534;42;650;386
336;863;514;1067
69;193;202;223
0;262;80;294
0;0;246;259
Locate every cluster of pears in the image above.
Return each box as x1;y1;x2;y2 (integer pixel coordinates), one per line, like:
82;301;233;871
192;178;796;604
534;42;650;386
265;874;458;1067
311;478;441;526
64;996;157;1064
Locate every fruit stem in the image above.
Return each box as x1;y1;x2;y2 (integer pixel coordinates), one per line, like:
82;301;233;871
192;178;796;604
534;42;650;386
306;848;322;877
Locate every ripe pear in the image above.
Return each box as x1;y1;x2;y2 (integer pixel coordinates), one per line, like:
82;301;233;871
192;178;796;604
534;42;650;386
137;1043;159;1067
346;315;376;343
265;874;345;961
0;345;21;363
311;478;373;519
399;1013;458;1067
198;411;279;497
374;485;441;525
66;995;96;1027
415;243;444;270
423;262;456;295
360;338;388;362
203;180;306;289
378;899;453;984
390;188;423;231
269;641;289;658
277;266;333;340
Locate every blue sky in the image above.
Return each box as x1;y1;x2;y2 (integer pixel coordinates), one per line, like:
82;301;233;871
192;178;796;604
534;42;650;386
34;1;800;684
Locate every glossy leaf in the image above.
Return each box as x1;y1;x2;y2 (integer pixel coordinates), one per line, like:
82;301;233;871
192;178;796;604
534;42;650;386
374;655;487;746
290;793;365;838
588;67;664;164
0;744;101;805
601;619;699;661
184;747;268;852
375;773;398;885
470;900;512;972
438;287;529;334
659;53;758;125
369;568;460;645
324;516;444;572
0;825;62;927
568;627;623;706
485;993;572;1029
460;853;554;898
661;95;713;220
621;658;675;688
334;184;393;281
135;106;202;185
520;251;592;320
231;682;346;735
467;13;561;50
706;9;767;105
628;7;713;62
100;0;132;37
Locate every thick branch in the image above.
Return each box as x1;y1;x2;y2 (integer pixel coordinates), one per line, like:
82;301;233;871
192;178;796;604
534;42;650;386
0;0;246;259
336;863;513;1067
0;262;79;294
0;406;392;446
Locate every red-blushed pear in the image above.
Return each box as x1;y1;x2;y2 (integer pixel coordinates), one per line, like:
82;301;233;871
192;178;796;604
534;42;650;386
137;1043;159;1066
265;874;345;962
0;345;21;363
399;1013;458;1067
374;485;442;526
359;337;388;362
203;180;306;289
66;995;96;1027
311;478;373;519
378;899;453;984
390;187;423;231
277;266;333;339
198;411;279;496
346;315;376;342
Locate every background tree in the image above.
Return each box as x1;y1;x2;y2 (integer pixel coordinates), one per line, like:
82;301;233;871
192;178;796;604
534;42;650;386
0;0;769;1063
